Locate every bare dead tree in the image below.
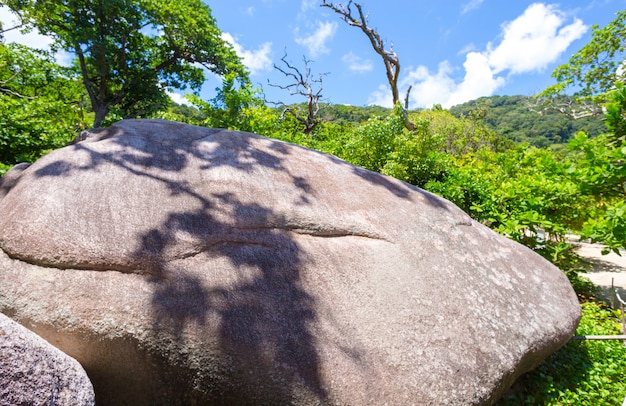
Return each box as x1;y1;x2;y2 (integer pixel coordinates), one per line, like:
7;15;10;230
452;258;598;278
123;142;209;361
321;0;415;130
268;52;328;136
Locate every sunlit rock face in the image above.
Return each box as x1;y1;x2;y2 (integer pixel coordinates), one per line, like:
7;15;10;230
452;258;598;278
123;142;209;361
0;119;579;405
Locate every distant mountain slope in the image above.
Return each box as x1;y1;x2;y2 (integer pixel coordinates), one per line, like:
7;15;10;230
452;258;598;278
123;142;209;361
169;95;604;148
449;95;605;147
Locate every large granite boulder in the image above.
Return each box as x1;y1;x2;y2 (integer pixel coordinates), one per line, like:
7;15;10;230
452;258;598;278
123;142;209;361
0;119;580;405
0;312;95;405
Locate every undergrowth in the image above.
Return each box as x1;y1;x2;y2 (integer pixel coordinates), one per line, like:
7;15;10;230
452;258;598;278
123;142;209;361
497;299;626;405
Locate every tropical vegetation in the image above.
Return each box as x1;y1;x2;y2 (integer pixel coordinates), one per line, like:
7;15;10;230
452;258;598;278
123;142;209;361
1;2;626;404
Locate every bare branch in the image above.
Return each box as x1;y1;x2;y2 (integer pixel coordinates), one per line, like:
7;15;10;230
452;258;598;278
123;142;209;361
0;87;37;99
0;8;29;37
268;52;328;135
0;69;37;99
322;0;415;130
322;1;400;104
404;85;412;111
0;22;27;35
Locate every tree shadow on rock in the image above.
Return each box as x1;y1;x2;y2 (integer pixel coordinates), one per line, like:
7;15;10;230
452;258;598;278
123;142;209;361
136;199;325;403
19;119;454;403
29;121;333;402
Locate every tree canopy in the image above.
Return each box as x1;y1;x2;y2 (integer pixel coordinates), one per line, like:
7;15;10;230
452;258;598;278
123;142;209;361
4;0;249;127
543;10;626;100
0;43;86;169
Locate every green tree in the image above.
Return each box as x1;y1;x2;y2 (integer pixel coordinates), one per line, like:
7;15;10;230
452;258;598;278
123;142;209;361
182;74;283;136
4;0;248;127
544;10;626;100
0;43;87;173
539;9;626;253
341;104;406;174
569;88;626;254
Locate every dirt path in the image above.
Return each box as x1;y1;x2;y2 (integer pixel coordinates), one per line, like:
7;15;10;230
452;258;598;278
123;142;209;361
575;242;626;305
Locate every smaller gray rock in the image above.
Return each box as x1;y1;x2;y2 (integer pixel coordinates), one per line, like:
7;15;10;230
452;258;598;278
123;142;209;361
0;313;95;406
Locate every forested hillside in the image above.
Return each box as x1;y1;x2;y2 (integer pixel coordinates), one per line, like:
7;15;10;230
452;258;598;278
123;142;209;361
449;95;605;147
263;97;605;148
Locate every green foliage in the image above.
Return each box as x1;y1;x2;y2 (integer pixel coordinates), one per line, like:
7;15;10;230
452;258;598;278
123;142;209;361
315;105;501;188
0;162;12;177
185;84;285;137
450;95;605;147
567;271;599;302
567;132;625;200
341;104;406;173
604;83;626;147
4;0;248;127
317;103;391;124
497;302;626;405
0;43;87;167
379;113;449;187
583;201;626;255
160;101;208;124
544;10;626;100
418;108;505;154
565;86;626;254
428;86;626;262
425;145;594;269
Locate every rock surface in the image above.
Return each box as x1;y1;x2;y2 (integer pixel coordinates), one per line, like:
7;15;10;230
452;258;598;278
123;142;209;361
0;312;95;406
0;119;580;405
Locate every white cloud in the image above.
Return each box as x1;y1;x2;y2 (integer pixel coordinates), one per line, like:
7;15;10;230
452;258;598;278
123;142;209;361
398;62;459;108
367;83;394;107
457;42;477;56
0;6;54;50
295;21;337;57
300;0;317;13
167;91;191;106
221;32;273;75
0;6;74;65
342;52;373;73
372;3;588;109
445;52;506;106
461;0;485;15
487;3;586;74
403;55;505;109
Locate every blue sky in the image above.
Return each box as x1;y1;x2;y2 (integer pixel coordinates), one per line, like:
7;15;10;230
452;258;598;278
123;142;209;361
1;1;624;108
210;0;623;108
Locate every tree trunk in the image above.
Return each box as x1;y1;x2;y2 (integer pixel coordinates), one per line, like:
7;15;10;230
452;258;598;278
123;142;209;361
321;1;416;131
92;104;109;128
